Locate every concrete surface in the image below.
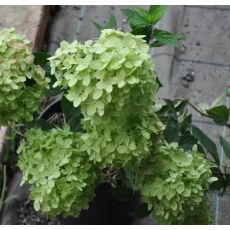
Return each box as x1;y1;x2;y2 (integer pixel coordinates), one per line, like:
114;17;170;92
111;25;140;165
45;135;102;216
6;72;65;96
0;6;50;51
0;172;29;225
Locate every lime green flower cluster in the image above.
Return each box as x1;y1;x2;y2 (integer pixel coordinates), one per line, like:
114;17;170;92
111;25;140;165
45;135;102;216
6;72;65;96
49;29;163;166
133;142;213;224
18;125;101;218
0;28;49;125
18;29;213;223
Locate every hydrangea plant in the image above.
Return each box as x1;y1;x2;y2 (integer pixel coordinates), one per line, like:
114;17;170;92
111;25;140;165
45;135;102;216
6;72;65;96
0;28;49;125
25;29;211;223
2;5;229;225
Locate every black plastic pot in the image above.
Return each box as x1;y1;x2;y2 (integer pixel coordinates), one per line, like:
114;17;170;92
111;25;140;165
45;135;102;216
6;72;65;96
58;183;139;225
38;96;62;120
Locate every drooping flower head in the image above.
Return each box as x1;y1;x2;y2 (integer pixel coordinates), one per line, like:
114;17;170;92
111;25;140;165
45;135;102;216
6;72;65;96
0;28;49;125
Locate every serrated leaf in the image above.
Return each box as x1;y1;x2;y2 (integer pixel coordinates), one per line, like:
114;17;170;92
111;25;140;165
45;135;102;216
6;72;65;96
148;5;167;24
91;21;102;31
191;125;219;164
33;119;55;131
164;118;179;143
153;29;185;47
92;15;117;31
121;8;150;29
135;7;149;18
150;40;165;47
179;134;197;151
219;135;230;160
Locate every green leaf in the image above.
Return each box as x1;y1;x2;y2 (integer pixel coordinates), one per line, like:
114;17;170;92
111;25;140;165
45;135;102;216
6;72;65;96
67;112;83;132
175;99;188;113
150;40;165;47
197;143;206;154
33;51;51;66
92;21;102;31
164;118;179;143
209;167;224;190
131;26;152;42
153;29;185;47
206;105;230;123
135;7;149;18
191;125;219;164
92;16;117;31
32;119;55;131
219;135;230;160
62;95;83;132
61;95;78;118
45;87;62;97
179;134;197;151
163;99;177;117
103;16;117;29
148;5;167;24
180;114;192;133
121;8;150;29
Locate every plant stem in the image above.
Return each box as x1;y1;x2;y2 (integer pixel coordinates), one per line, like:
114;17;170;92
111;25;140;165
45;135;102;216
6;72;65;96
208;159;230;169
175;98;230;129
186;101;210;118
0;165;7;211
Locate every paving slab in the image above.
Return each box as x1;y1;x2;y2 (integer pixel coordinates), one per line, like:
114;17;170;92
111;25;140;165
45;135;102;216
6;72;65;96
0;5;50;51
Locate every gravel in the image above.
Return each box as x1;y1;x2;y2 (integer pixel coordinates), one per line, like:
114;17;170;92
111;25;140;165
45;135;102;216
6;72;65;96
17;199;60;225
